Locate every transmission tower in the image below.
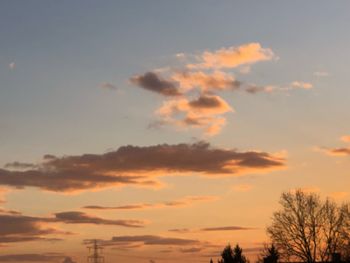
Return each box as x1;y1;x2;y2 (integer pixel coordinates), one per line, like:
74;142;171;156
87;239;105;263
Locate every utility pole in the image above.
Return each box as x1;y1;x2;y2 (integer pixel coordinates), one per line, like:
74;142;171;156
87;239;104;263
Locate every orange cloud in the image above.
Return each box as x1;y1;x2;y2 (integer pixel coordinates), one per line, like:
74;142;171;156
290;81;313;89
318;147;350;156
340;135;350;143
187;43;275;69
156;95;233;135
172;71;241;92
130;45;313;136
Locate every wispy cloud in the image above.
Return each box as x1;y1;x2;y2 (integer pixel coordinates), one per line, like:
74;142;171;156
87;235;201;247
317;135;350;157
83;195;218;210
4;162;38;170
321;147;350;156
0;253;68;262
99;82;117;90
313;71;329;77
54;211;145;227
340;135;350;143
290;81;313;89
187;43;275;69
200;226;255;231
169;225;255;233
168;228;191;234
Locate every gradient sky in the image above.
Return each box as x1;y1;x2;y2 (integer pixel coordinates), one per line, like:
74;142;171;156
1;1;350;263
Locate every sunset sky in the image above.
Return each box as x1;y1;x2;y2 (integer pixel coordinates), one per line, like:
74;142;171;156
1;1;350;263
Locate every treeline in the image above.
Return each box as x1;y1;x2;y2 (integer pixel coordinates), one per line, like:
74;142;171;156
211;243;278;263
212;190;350;263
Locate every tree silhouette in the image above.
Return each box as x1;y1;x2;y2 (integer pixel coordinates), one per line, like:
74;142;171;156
232;244;248;263
219;244;248;263
267;190;350;263
257;244;279;263
220;244;234;263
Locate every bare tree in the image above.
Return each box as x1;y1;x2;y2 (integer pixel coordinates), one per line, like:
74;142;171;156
267;190;350;263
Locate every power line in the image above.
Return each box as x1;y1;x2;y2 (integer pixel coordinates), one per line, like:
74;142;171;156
87;239;104;263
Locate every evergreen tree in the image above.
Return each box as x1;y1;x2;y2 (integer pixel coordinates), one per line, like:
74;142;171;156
219;244;248;263
232;244;248;263
257;244;279;263
221;244;234;263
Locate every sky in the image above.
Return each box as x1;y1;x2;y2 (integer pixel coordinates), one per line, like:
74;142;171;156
1;1;350;263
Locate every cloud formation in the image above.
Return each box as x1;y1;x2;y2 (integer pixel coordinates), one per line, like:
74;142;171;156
54;211;145;227
129;43;279;135
130;44;312;135
130;72;182;96
341;135;350;143
187;43;275;69
83;195;218;210
169;225;255;233
322;147;350;156
318;135;350;157
0;211;145;244
0;214;65;244
0;253;66;262
172;71;241;92
4;162;38;170
0;142;286;193
200;226;255;231
157;95;233;135
88;235;200;247
0;208;21;215
290;81;313;89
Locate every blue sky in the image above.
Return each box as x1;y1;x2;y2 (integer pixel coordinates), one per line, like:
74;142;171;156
1;1;350;263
